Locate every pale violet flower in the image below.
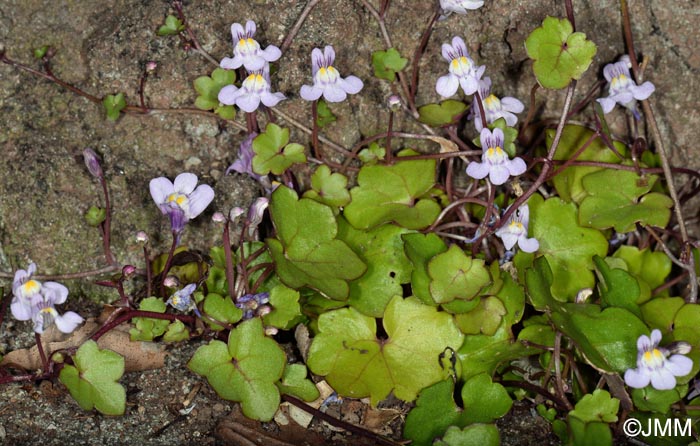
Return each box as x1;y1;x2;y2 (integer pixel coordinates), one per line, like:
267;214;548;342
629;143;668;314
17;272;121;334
466;128;526;185
436;36;485;97
472;77;524;131
220;20;281;72
596;58;655;120
149;172;215;233
11;263;83;334
624;329;693;390
440;0;484;15
166;283;200;316
300;46;363;103
495;204;539;253
236;292;270;320
226;133;263;181
218;65;285;113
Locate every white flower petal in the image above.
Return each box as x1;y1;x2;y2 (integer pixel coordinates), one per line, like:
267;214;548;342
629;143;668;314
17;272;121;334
149;177;174;206
173;173;198;195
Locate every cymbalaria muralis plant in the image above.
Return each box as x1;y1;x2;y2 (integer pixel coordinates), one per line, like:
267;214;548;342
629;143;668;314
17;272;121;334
1;1;699;445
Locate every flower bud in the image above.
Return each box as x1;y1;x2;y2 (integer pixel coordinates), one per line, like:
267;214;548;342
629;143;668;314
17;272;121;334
264;326;278;337
256;305;272;317
387;94;402;112
146;61;158;73
164;276;180;288
136;231;149;243
83;148;103;178
122;265;137;278
229;207;245;221
212;212;227;223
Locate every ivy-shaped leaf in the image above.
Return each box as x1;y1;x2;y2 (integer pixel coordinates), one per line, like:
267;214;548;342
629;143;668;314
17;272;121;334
84;206;106;227
435;425;500;446
613;246;672;295
102;93;126;121
344;154;441;230
157;15;185;36
428;245;491;305
371;48;408;82
549;125;626;204
525;16;597;89
59;340;126;416
578;169;672;233
188;318;286;421
130;297;169;341
276;363;320;402
337;219;413;317
418;100;468;127
267;186;366;300
303;165;351;208
403;233;448;306
163;319;190;342
593;256;641;315
524;194;608;301
316;99;337;127
263;284;302;330
454;297;507;335
252;123;307;175
307;296;464;406
193;68;236;119
358;142;386;164
403;380;464;446
202;293;242;331
569;389;619;423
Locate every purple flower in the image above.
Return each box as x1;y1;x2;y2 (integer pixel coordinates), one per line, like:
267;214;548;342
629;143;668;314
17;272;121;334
226;133;264;181
466;128;526;185
218;65;285;113
11;263;83;334
166;283;200;316
624;329;693;390
436;36;485;98
596;58;655;120
440;0;484;14
236;292;270;320
149;173;215;233
83;148;103;178
471;77;524;131
300;46;363;103
495;204;539;253
220;20;281;72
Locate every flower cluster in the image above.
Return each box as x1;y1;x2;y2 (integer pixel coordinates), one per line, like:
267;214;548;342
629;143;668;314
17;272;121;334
236;292;271;320
624;329;693;390
150;172;215;237
597;56;655;120
11;263;84;334
218;21;362;113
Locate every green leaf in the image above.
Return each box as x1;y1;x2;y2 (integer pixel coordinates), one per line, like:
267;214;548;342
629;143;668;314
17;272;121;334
267;186;366;300
157;15;185;36
252;123;307;175
641;297;685;332
593;256;641;316
428;245;491;305
33;45;49;59
418;100;468;127
202;293;242;330
303;165;351;208
525;16;596;89
549;125;626;203
371;48;408;82
403;233;448;305
276;364;320;402
569;389;619;423
337;219;413;317
358;142;386;164
163;319;190;342
454;297;507;335
613;246;672;295
84;205;106;227
102;93;126;121
460;373;512;424
263;284;302;330
188;318;286;421
59;340;126;415
526;194;608;301
344;155;441;230
403;380;463;446
315;99;337;127
129;297;169;341
578;169;672;232
193;68;236;119
567;417;613;446
307;296;464;406
631;386;686;413
435;425;500;446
